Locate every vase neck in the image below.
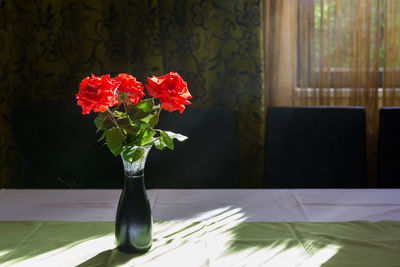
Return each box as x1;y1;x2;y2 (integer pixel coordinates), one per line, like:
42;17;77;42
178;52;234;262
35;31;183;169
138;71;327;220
123;173;146;190
121;146;152;176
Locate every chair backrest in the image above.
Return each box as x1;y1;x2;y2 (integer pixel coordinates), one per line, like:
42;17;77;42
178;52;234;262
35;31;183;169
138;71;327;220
378;107;400;188
145;107;240;188
12;100;123;188
264;106;367;188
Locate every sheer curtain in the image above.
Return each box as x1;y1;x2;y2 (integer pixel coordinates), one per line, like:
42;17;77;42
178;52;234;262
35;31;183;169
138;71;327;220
264;0;400;185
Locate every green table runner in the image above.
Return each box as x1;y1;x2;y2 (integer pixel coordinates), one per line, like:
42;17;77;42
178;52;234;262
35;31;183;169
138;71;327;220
1;220;399;266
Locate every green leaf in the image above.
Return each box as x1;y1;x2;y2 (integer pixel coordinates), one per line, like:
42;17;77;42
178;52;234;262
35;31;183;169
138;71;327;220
132;123;156;146
117;118;130;128
97;131;106;142
152;139;165;150
126;102;154;122
153;104;161;111
148;131;187;150
141;125;156;145
126;105;152;121
126;105;137;118
136;99;154;112
132;110;150;121
159;130;174;150
106;128;124;156
103;117;115;130
113;111;126;119
149;114;159;127
117;119;141;135
122;146;144;164
125;121;140;134
164;131;188;142
94;113;106;131
140;113;155;123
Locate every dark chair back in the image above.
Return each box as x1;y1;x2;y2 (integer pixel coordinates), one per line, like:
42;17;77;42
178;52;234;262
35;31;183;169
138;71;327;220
12;100;122;188
378;107;400;188
145;107;240;188
264;106;367;188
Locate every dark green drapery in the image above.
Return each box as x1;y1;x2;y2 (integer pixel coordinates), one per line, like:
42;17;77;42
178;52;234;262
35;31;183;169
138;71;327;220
0;0;265;188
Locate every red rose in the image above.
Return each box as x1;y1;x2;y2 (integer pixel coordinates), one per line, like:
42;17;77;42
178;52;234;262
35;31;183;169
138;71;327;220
76;74;118;114
146;72;192;113
114;73;145;105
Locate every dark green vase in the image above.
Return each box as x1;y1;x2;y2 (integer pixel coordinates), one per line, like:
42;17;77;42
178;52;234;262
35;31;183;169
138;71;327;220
115;146;153;254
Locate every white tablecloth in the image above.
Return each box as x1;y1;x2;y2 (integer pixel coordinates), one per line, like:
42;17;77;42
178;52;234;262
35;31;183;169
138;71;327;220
1;189;399;222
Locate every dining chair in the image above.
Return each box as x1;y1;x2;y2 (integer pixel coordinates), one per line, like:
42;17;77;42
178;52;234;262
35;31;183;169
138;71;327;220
264;106;367;188
378;107;400;188
12;100;123;188
145;107;240;189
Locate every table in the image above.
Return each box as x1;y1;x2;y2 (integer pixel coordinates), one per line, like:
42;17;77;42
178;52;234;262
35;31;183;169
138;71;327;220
2;189;400;222
1;189;400;266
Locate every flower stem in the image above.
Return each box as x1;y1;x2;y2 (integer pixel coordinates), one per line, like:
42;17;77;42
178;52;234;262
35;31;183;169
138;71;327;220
156;106;162;117
106;108;119;127
106;107;128;147
123;101;129;119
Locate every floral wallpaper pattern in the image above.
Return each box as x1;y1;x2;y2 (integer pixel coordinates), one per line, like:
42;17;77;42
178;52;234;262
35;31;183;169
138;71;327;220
0;0;265;188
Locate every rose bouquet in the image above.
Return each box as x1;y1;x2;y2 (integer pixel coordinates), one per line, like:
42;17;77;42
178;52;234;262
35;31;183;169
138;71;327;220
76;72;192;163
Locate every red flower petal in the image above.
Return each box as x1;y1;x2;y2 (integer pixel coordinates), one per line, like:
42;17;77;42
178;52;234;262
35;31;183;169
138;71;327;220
113;73;145;105
76;74;118;114
145;72;191;113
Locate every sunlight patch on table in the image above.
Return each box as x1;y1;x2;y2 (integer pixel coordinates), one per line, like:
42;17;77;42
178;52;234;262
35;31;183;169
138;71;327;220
153;207;246;239
0;250;11;257
185;206;248;223
3;235;114;267
115;208;246;266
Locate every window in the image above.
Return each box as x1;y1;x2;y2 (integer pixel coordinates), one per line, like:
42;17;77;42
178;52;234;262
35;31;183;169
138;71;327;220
297;0;400;89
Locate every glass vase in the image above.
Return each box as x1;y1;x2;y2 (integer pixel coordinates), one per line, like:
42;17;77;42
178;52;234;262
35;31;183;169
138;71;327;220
115;145;153;254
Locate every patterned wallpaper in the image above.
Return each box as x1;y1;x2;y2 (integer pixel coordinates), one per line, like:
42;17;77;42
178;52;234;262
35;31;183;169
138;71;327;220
0;0;265;187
